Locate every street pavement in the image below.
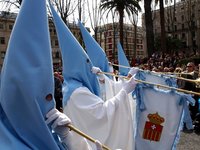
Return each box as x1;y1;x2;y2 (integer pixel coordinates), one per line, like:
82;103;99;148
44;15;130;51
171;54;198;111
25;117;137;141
177;131;200;150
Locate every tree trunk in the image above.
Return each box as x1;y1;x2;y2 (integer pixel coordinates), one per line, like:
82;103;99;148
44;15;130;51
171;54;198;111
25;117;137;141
113;24;116;61
172;0;176;37
160;0;167;53
144;0;154;57
125;29;129;60
94;27;98;40
133;24;137;59
119;10;124;48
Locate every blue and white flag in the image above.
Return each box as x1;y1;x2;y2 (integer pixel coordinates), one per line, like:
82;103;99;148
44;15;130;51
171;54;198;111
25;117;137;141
134;70;194;129
134;84;195;150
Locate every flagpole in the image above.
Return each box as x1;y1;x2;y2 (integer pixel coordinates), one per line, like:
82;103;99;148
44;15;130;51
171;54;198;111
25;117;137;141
100;71;200;96
67;124;111;150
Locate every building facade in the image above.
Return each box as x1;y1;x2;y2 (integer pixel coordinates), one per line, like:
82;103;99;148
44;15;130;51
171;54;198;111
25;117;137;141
96;22;145;64
148;0;200;53
0;11;83;70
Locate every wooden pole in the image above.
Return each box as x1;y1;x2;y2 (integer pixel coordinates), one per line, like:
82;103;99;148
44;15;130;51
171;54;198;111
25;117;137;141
100;71;200;96
110;63;200;84
67;124;111;150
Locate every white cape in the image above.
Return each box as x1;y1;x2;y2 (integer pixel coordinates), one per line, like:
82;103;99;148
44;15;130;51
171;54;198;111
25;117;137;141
64;87;134;150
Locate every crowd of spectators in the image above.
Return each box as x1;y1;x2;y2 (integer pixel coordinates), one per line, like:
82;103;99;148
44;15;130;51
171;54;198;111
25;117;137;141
132;51;200;74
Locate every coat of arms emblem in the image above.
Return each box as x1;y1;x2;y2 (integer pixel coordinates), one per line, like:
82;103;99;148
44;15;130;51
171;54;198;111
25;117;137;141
143;112;165;142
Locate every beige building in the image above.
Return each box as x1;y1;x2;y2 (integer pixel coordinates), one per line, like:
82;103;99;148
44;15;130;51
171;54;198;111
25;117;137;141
96;22;145;64
0;11;83;70
149;0;200;52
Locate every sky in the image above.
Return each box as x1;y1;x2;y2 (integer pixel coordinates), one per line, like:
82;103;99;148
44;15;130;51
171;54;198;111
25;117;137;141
0;0;144;30
0;0;181;34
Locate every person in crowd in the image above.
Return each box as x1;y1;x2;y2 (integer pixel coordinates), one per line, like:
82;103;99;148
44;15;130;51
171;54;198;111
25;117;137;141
177;62;199;132
182;62;199;120
54;72;63;112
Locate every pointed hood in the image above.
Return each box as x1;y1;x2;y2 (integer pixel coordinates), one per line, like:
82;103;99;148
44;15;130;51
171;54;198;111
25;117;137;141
0;0;59;149
117;42;130;76
78;21;110;73
49;3;100;106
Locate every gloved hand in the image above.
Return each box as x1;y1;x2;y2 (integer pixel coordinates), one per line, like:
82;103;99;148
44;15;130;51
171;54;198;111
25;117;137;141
46;108;71;140
91;66;102;74
118;75;125;83
122;76;137;94
95;140;103;150
91;66;105;81
128;67;139;76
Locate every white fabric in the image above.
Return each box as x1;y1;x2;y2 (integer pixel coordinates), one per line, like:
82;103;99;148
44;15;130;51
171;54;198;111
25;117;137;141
64;87;134;150
104;76;136;122
122;77;137;94
45;108;71;140
62;131;93;150
128;67;139;76
135;88;184;150
100;76;116;101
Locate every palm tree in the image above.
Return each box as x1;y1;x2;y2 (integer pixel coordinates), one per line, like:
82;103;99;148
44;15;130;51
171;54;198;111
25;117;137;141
155;0;167;53
100;0;141;48
144;0;155;57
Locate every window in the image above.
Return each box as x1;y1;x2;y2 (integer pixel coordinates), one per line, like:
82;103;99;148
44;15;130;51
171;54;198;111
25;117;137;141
108;44;112;49
192;13;195;18
181;15;184;21
182;24;184;30
182;33;185;39
0;24;4;29
109;50;112;55
1;51;5;59
168;26;170;31
192;5;195;10
55;51;60;58
9;24;13;30
0;37;5;44
55;40;59;46
192;21;195;27
108;38;112;43
192;31;195;38
54;29;56;35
